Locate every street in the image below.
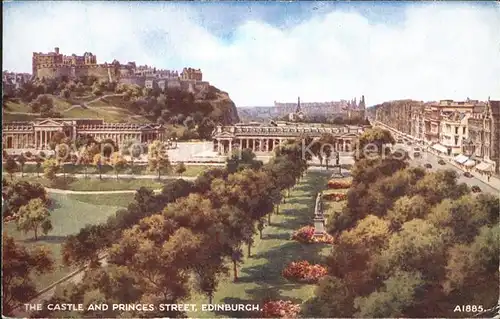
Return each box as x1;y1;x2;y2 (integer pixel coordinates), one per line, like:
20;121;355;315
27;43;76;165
408;150;498;195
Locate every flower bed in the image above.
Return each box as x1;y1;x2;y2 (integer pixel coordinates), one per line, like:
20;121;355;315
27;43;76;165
282;260;328;283
291;226;334;244
323;192;347;202
262;300;301;318
327;179;352;189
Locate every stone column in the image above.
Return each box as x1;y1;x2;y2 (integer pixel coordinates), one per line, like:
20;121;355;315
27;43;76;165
229;140;232;154
217;140;222;155
343;140;346;152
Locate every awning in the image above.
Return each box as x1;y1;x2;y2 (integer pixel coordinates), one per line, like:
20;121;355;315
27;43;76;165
464;159;476;167
454;154;469;164
475;162;493;172
432;144;448;153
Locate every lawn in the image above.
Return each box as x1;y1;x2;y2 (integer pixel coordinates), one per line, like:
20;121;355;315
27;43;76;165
186;170;335;318
67;193;135;207
15;175;167;191
10;163;210;177
5;100;32;113
3;112;39;122
3;192;125;290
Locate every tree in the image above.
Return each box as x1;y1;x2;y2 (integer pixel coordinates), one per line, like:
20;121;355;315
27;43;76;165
386;195;430;231
2;236;54;316
175;162;186;176
62;224;112;269
148;140;171;180
48;132;67;155
109;152;127;180
257;219;265;239
28;94;54;114
78;146;91;178
354;127;395;160
34;155;43;177
93;153;104;180
15;198;53;240
17;153;27;177
2;180;49;219
129;143;142;169
443;225;499;310
5;157;18;180
354;270;425;317
43;158;60;181
302;276;355;317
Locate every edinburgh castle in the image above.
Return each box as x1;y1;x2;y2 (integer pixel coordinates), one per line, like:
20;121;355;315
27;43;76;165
32;47;207;91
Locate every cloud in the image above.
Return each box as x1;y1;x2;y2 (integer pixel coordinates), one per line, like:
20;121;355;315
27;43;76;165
3;2;500;106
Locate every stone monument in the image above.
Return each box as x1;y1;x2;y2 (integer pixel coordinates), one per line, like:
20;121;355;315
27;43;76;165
313;192;326;237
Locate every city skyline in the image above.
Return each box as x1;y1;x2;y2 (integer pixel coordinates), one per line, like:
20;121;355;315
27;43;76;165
3;1;500;106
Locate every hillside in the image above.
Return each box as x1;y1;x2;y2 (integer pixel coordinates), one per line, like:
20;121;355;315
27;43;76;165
2;78;240;140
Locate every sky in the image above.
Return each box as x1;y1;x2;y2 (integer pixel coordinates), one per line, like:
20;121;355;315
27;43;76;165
3;1;500;107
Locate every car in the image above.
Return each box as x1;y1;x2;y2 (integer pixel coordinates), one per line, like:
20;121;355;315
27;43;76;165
438;159;446;165
424;163;432;169
413;151;421;158
414;147;421;152
471;185;481;193
464;172;473;178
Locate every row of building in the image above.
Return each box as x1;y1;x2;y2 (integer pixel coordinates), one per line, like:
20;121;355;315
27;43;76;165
274;96;366;118
369;98;500;174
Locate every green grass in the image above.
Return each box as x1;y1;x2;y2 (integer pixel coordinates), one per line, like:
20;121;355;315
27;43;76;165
5;100;32;113
52;97;73;112
15;175;166;191
67;193;135;207
3;113;39;122
3;193;125;290
10;164;209;177
186;170;334;318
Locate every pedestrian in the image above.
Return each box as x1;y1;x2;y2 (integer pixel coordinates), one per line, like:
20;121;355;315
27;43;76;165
487;175;490;182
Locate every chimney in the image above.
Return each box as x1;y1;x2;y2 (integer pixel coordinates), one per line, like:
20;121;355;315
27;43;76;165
54;47;60;54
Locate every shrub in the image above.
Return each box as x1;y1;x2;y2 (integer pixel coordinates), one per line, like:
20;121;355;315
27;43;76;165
282;260;328;283
323;192;347;202
291;226;334;244
327;179;352;189
262;300;301;318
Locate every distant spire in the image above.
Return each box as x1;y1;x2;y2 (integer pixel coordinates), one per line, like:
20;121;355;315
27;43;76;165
296;96;301;113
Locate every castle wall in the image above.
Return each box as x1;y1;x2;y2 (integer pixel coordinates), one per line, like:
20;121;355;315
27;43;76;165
119;76;146;87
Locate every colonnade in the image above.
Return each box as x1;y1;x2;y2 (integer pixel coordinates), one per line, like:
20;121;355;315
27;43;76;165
214;137;354;155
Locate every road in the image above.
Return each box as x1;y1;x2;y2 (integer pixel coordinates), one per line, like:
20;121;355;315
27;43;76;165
408;150;498;194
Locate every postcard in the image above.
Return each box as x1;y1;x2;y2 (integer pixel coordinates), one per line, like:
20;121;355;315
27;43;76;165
2;1;499;318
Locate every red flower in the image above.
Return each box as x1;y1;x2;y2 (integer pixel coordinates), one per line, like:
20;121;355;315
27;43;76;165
291;226;334;244
282;260;328;283
262;300;301;318
323;192;347;202
327;179;352;189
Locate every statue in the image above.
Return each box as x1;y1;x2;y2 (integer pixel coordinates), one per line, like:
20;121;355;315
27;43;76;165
313;192;326;236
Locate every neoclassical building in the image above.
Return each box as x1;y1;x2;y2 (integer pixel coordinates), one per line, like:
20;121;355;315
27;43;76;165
2;118;165;150
211;124;365;155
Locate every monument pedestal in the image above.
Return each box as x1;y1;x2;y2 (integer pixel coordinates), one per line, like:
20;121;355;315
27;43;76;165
313;217;326;237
